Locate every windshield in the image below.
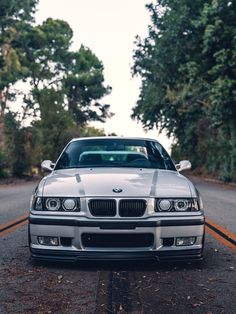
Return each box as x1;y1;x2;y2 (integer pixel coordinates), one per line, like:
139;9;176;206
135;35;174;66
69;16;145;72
55;139;176;171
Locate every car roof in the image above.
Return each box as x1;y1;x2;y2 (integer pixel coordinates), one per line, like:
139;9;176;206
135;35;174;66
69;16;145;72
70;136;160;143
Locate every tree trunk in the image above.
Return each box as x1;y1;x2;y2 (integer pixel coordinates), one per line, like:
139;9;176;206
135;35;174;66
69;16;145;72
0;91;6;150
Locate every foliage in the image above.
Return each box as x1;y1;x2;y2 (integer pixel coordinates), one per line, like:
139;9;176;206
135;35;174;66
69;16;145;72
0;0;38;176
64;46;112;124
0;0;38;110
21;18;111;167
4;112;31;176
0;1;112;177
132;0;236;181
0;149;8;177
20;19;112;124
29;88;76;163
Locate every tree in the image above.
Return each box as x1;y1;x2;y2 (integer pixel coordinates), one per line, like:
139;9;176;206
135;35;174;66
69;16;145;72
0;0;38;146
20;18;111;123
4;111;31;176
20;18;112;165
0;0;38;176
0;2;112;177
132;0;236;181
64;46;112;125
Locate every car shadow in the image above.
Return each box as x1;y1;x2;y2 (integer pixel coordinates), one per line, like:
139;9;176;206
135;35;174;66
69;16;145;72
30;257;205;272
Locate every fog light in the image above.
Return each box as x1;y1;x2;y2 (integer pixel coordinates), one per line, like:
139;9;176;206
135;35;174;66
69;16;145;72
176;237;196;246
38;236;59;246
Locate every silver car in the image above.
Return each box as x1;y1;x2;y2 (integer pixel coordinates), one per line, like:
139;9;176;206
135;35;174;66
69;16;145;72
29;137;205;262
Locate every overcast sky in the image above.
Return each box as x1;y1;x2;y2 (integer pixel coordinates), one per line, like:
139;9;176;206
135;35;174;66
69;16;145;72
36;0;172;151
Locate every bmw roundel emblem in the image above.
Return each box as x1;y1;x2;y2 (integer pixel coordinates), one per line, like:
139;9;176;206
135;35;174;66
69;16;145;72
112;188;123;193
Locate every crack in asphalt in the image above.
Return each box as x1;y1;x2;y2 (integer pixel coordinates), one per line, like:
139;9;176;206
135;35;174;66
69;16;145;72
95;269;143;313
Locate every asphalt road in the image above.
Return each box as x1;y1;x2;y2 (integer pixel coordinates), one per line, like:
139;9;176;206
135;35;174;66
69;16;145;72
0;177;236;313
191;176;236;234
0;181;37;225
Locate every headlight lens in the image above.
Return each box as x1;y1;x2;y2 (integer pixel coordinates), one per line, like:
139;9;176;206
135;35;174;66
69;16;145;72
158;199;172;212
46;198;61;211
174;199;189;211
62;199;76;211
155;198;199;212
33;197;80;211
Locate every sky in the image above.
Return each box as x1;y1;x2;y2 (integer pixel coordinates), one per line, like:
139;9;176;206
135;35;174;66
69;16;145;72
35;0;172;151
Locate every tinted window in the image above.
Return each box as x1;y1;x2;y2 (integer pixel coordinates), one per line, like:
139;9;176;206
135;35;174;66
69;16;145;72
55;139;176;171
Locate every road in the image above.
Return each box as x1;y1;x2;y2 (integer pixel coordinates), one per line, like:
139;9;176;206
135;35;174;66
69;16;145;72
0;178;236;313
190;177;236;234
0;182;36;225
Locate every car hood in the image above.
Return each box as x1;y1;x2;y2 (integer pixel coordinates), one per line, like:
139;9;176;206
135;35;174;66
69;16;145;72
41;168;194;198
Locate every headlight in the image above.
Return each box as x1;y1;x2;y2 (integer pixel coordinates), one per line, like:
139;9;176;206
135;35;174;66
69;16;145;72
155;198;199;212
33;197;80;211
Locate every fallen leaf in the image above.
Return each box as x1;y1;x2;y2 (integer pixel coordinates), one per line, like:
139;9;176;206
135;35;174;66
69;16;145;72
191;303;201;308
119;304;124;311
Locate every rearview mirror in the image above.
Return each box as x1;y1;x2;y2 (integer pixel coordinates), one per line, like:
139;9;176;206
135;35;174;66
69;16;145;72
41;160;55;172
175;160;191;172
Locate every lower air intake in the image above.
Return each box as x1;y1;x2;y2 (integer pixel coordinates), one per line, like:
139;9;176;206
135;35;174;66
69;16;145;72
82;233;154;248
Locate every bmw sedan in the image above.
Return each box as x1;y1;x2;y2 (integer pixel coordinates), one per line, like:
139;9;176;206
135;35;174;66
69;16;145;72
29;137;205;262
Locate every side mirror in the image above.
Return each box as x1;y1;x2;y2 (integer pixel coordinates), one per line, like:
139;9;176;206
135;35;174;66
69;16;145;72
41;160;55;172
175;160;191;172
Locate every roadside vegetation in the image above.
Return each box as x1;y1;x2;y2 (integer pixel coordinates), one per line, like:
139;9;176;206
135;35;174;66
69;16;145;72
0;0;112;178
132;0;236;182
1;1;235;183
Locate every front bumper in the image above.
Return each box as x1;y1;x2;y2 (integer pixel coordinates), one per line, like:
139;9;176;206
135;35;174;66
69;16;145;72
29;215;205;262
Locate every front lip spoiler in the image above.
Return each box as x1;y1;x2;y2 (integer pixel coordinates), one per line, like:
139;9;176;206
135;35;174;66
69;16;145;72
30;248;203;262
29;217;204;228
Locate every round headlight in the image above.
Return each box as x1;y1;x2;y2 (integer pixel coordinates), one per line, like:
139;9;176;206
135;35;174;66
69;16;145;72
174;199;189;211
158;199;172;211
45;198;60;211
63;199;76;211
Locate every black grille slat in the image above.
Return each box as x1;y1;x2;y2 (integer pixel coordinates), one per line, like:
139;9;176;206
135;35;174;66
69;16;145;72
119;199;147;217
89;199;116;217
82;233;154;248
